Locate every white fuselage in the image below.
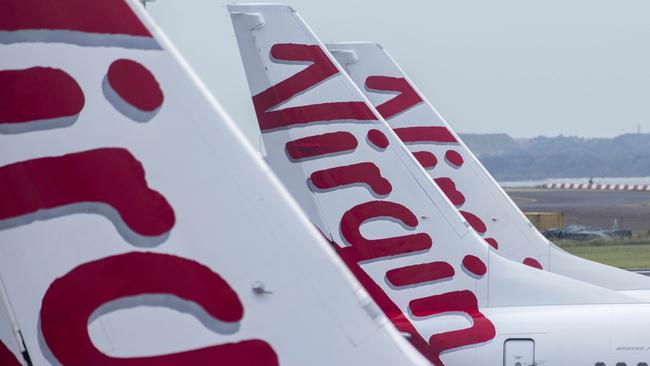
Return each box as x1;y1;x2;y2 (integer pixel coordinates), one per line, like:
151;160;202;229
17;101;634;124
442;304;650;365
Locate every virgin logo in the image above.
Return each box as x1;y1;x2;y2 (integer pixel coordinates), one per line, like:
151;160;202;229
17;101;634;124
0;1;278;364
40;252;277;366
253;42;496;365
370;75;507;254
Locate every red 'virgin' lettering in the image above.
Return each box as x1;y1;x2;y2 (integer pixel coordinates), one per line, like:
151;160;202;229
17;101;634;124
394;126;457;144
366;129;389;149
0;148;175;246
334;244;440;363
0;0;159;49
0;341;21;366
252;44;375;131
434;178;465;206
340;200;432;262
386;262;455;287
0;67;84;133
365;76;423;119
105;59;163;116
460;210;487;234
0;0;151;36
40;252;278;366
412;151;437;169
285;131;357;160
310;162;392;196
409;290;496;363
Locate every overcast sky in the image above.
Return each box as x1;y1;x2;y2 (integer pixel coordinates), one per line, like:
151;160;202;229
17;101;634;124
147;0;650;143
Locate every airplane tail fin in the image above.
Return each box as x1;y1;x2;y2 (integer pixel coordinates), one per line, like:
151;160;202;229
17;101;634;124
0;1;428;365
0;300;22;366
326;41;650;293
229;4;636;364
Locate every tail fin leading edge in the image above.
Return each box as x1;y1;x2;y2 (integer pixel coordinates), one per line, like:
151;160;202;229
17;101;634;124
229;4;635;365
327;41;650;293
0;1;428;365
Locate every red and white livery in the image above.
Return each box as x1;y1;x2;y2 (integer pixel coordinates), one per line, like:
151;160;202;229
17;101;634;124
0;1;428;365
230;4;650;366
326;41;650;298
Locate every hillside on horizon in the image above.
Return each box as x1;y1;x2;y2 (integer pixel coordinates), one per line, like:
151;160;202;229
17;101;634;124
458;133;650;181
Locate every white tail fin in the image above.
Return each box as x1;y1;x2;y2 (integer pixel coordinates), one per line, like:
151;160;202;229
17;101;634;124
326;41;650;293
0;1;428;365
229;4;636;365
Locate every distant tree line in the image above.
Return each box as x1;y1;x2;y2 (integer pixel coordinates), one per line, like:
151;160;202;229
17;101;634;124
459;133;650;181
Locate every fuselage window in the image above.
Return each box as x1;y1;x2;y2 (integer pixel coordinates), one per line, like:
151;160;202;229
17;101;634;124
638;363;648;366
595;363;605;366
616;363;627;366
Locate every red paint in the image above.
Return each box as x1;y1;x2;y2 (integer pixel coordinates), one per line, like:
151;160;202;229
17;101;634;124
367;129;389;149
460;211;487;234
462;255;487;277
40;252;278;366
365;76;423;119
328;212;493;366
523;257;543;270
0;341;20;366
252;44;375;131
107;59;163;112
340;200;432;262
285;131;357;160
445;150;464;167
335;246;445;365
0;148;175;239
310;162;392;196
412;151;437;169
394;126;457;144
0;67;84;124
386;262;455;287
409;290;496;361
0;0;151;37
434;177;465;206
484;238;499;250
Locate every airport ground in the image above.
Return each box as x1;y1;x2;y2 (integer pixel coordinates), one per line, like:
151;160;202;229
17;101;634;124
506;188;650;270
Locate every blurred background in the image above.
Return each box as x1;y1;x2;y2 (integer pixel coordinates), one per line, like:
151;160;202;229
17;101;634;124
145;0;650;270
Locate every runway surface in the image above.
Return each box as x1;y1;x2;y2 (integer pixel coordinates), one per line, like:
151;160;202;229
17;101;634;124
505;188;650;230
506;188;650;209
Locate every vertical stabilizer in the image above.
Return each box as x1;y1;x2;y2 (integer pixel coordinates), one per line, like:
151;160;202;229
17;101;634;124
229;4;636;365
0;1;428;365
327;41;650;293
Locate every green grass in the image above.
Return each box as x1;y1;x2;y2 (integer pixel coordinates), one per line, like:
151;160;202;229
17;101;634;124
561;244;650;269
555;236;650;269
